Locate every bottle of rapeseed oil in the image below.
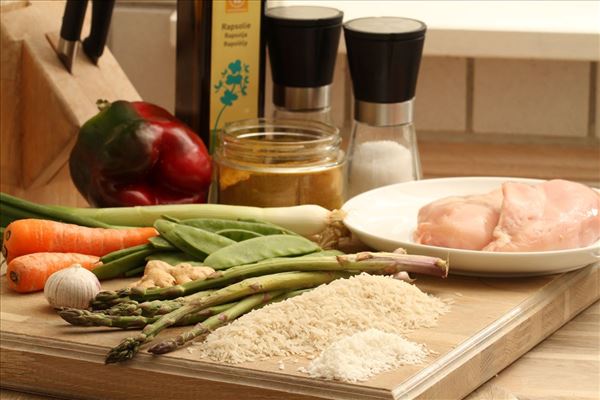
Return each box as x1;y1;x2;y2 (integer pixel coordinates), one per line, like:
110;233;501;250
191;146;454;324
175;0;266;153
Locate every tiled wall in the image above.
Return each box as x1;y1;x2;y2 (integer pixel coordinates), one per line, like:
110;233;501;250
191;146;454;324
414;57;598;140
268;54;599;145
414;57;468;133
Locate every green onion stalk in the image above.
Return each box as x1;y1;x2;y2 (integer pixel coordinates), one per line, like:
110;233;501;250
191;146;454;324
0;192;345;238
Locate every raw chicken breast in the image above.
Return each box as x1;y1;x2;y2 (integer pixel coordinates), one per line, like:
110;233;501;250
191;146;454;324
483;179;600;252
414;190;502;250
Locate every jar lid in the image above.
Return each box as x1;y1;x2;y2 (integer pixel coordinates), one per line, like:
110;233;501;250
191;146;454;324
344;16;427;104
266;6;343;89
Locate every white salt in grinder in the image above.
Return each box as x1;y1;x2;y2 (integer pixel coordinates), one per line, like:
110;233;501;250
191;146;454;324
344;17;426;198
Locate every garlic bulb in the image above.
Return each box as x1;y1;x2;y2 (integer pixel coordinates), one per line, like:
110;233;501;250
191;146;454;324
44;265;102;309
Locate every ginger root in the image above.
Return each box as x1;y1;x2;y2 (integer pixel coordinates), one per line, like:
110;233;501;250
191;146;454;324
130;260;216;289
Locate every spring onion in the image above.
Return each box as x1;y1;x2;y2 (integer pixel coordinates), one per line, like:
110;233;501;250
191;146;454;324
1;192;346;237
0;193;113;228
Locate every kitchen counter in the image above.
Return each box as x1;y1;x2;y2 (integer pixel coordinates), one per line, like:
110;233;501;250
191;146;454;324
466;300;599;400
1;300;598;399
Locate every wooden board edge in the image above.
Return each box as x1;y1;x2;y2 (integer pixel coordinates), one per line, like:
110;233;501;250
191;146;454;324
0;333;393;400
393;264;600;399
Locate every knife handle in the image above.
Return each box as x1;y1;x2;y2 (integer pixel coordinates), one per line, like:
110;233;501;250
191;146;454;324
82;0;116;64
60;0;89;42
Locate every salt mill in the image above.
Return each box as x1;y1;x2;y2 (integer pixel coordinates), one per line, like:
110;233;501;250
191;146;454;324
265;6;343;123
344;17;426;198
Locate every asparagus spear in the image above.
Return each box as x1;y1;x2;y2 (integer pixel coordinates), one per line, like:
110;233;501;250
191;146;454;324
148;289;309;355
101;301;142;316
58;303;234;329
60;289;311;330
93;251;448;308
105;271;351;363
100;290;216;316
91;291;138;310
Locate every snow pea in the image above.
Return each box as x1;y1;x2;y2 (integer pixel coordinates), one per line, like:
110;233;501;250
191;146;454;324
296;249;344;258
182;218;298;236
203;234;321;270
148;236;177;251
154;219;235;260
94;247;156;280
100;243;154;263
215;229;263;242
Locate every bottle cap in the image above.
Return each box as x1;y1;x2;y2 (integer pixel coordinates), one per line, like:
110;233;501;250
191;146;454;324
266;6;343;94
344;17;426;104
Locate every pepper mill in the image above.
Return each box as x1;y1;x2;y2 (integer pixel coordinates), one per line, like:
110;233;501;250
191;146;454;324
344;17;426;198
265;6;343;123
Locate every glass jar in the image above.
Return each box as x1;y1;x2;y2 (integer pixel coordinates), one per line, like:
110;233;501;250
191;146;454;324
347;117;422;199
212;118;346;209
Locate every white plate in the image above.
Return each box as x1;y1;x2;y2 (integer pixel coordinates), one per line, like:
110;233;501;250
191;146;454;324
342;177;600;277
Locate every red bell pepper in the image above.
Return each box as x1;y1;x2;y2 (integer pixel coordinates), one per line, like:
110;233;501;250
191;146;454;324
69;100;212;207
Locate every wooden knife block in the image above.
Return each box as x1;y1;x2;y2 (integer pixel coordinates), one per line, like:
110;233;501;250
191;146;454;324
0;0;140;207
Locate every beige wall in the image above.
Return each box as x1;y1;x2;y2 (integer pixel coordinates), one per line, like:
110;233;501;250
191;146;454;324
417;57;597;138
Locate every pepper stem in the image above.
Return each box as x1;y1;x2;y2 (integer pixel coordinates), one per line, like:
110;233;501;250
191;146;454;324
96;99;111;111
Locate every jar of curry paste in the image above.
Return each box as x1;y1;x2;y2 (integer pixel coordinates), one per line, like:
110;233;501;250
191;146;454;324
213;118;346;209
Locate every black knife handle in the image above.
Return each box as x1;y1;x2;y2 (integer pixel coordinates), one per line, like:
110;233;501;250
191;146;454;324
82;0;116;63
60;0;89;42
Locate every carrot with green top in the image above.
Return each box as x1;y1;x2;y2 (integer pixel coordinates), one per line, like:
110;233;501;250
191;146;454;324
6;252;100;293
2;219;158;263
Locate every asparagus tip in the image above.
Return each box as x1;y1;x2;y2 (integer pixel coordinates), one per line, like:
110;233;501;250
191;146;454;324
105;337;142;364
93;290;120;303
57;308;89;326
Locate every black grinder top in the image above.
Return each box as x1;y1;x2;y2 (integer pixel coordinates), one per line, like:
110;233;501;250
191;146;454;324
265;6;343;89
344;17;427;104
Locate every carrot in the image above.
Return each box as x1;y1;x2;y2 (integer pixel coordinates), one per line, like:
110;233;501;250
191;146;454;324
6;252;100;293
2;219;158;263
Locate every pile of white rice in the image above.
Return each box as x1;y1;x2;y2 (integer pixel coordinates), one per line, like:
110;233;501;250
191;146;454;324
193;273;449;365
304;329;429;382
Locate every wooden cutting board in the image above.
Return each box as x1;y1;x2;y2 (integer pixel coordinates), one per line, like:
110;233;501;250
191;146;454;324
1;264;598;400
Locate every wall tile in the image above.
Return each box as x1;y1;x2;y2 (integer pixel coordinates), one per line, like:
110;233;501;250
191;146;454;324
473;59;589;137
414;56;467;132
